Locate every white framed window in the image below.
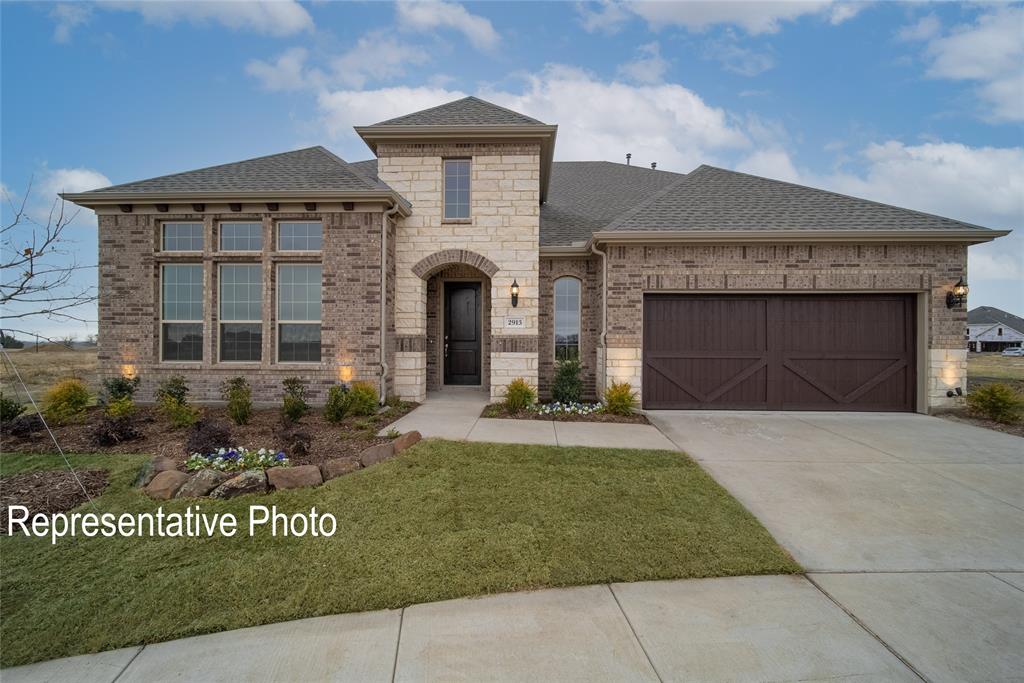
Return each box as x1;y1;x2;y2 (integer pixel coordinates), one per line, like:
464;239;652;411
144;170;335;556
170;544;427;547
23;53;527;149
554;276;581;361
160;264;204;362
161;222;203;251
278;222;322;251
220;222;263;251
277;264;321;362
443;159;470;219
219;264;262;362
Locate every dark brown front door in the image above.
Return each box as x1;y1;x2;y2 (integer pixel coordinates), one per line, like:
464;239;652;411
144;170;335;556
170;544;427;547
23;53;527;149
642;294;916;411
444;282;481;385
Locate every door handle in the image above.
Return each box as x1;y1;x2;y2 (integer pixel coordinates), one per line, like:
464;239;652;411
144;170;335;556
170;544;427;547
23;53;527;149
444;343;449;358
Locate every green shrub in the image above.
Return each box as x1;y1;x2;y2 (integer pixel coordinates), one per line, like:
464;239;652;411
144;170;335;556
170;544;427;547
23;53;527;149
324;384;351;423
603;381;637;416
160;395;199;428
105;396;136;418
221;377;253;426
346;382;379;417
42;378;91;424
156;375;189;404
504;378;536;412
966;383;1024;424
552;359;583;404
1;393;26;423
282;377;308;422
102;375;140;402
90;414;141;446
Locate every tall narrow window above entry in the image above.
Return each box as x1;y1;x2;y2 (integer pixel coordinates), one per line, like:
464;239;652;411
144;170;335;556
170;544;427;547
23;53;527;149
443;159;471;219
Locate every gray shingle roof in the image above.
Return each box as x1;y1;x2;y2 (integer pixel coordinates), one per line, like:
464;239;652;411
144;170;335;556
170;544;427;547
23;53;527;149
968;306;1024;331
367;96;546;127
76;146;384;196
606;165;995;234
540;162;684;246
351;159;683;246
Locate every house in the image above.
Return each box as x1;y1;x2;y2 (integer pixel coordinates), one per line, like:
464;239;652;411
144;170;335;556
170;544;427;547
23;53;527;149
64;96;1010;413
967;307;1024;352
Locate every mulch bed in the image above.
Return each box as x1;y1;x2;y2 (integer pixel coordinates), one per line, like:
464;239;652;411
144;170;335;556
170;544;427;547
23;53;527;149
935;409;1024;438
2;402;418;470
1;469;108;531
481;403;649;424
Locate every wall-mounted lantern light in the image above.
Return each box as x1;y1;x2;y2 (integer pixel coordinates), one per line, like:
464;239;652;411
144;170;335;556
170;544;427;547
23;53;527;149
946;277;968;308
510;279;520;308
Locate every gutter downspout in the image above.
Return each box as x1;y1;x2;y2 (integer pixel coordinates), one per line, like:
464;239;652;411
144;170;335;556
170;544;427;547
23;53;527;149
590;240;608;397
380;204;401;405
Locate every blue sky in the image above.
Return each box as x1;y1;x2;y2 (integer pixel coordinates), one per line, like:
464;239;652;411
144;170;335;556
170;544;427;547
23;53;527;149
2;0;1022;339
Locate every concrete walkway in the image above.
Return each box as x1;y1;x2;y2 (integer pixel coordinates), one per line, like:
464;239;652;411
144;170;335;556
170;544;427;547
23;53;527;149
8;575;933;683
382;387;677;450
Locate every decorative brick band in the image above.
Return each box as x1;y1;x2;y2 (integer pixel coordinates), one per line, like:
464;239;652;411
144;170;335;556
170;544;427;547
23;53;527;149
412;249;500;280
492;335;539;353
394;335;427;353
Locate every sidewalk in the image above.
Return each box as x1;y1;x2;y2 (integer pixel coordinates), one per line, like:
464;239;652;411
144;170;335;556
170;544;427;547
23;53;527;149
5;575;921;683
382;388;677;450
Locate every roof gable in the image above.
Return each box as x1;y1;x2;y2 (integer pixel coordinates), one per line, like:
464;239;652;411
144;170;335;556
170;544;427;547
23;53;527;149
968;306;1024;332
367;96;545;127
605;165;998;235
73;146;383;196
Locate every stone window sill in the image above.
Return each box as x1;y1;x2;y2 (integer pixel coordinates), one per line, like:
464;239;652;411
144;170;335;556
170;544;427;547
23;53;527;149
441;219;472;225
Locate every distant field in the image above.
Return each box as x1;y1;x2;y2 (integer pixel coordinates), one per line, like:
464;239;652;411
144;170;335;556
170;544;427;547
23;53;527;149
0;347;99;403
967;352;1024;391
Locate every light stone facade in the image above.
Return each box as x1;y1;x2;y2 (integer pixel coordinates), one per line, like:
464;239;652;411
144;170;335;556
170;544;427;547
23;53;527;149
378;143;541;401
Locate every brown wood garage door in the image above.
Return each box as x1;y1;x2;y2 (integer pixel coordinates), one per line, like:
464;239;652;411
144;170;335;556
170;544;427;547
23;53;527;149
642;294;916;411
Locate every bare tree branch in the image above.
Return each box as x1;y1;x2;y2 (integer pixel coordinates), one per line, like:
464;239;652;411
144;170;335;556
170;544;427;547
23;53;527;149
1;178;97;333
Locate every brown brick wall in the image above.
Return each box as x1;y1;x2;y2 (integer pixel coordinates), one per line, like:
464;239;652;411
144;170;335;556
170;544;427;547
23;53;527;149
538;256;601;399
601;242;967;349
97;210;387;404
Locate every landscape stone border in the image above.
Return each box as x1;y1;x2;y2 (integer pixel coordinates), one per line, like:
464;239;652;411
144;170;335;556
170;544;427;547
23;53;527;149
141;431;422;500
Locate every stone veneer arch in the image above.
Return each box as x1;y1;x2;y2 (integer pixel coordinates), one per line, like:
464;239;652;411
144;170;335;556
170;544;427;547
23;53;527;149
412;249;500;280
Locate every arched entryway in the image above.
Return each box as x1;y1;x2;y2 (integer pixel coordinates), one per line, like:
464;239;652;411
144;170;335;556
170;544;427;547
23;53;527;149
413;250;498;393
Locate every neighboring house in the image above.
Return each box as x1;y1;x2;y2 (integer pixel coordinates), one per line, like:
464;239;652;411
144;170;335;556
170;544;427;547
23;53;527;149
65;96;1010;413
967;307;1024;352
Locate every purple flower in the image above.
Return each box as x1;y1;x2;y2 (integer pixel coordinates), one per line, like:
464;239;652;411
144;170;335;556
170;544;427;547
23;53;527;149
275;452;286;461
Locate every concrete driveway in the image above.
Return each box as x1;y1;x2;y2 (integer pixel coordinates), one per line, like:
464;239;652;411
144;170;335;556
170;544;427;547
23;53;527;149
647;410;1024;682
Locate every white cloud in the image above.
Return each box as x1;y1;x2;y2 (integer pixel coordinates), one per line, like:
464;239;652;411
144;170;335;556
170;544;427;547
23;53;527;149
627;0;861;35
576;0;632;34
105;0;313;36
41;168;111;198
617;42;669;84
917;6;1024;122
736;148;800;182
247;33;431;92
897;14;940;43
50;3;92;43
826;141;1024;231
330;32;432;89
703;31;775;76
246;47;323;92
316;65;750;172
396;0;499;51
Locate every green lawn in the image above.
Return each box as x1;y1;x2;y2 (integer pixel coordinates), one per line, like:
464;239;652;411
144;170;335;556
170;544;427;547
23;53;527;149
0;441;799;667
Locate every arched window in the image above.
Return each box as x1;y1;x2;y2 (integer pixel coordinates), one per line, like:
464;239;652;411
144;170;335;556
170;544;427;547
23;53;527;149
554;277;581;361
